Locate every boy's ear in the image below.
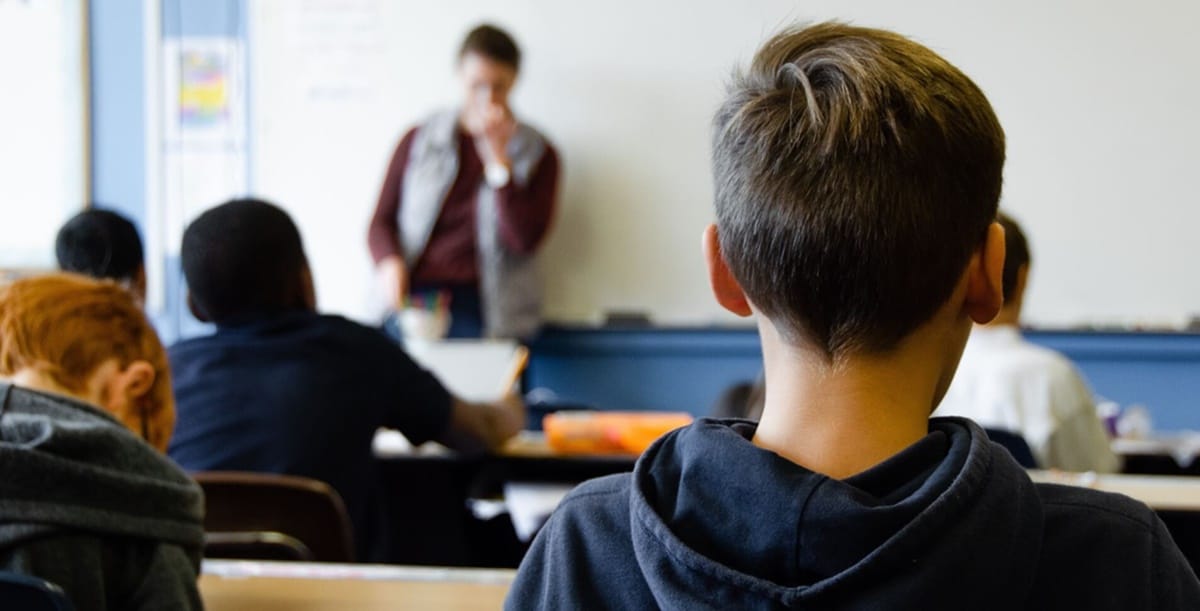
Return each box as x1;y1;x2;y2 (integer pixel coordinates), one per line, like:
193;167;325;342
703;224;753;317
118;360;157;400
965;221;1006;324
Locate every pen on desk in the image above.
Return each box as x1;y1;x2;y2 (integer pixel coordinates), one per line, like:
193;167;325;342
503;346;530;394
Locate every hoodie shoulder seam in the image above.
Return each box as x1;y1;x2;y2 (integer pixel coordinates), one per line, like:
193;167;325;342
553;475;631;514
562;487;625;505
1041;497;1155;532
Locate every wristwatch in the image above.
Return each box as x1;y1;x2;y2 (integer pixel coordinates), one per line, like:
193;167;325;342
485;161;511;189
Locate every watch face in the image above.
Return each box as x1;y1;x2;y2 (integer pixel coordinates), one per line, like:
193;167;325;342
486;163;511;188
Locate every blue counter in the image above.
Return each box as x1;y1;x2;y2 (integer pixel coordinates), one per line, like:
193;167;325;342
526;326;1200;431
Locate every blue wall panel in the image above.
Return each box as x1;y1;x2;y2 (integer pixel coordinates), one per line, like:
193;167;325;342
527;326;1200;431
526;327;764;418
89;1;147;227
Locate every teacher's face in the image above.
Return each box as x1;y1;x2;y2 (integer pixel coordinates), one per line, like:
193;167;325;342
459;52;517;123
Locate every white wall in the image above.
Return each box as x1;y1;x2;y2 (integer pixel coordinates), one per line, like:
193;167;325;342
0;0;86;269
249;0;1200;328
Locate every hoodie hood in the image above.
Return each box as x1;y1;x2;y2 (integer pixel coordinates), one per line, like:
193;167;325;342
0;383;204;550
629;417;1044;609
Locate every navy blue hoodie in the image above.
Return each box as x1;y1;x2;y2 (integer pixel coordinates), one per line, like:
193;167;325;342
508;417;1200;610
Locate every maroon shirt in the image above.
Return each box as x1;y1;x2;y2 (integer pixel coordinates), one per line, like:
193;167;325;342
368;123;560;286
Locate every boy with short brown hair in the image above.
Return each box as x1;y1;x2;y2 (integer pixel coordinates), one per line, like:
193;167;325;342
508;22;1200;609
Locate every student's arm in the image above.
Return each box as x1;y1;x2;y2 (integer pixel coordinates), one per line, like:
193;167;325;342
1046;408;1121;473
1045;368;1120;473
439;394;526;452
494;145;560;255
378;337;525;451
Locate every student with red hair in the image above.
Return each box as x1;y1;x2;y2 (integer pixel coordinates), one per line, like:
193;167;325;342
0;274;203;610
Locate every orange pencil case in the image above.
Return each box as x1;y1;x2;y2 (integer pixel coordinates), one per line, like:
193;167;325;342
542;411;694;455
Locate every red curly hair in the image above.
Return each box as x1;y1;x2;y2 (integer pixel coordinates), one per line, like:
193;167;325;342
0;273;174;451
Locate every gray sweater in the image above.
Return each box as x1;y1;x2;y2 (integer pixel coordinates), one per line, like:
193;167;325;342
0;383;205;610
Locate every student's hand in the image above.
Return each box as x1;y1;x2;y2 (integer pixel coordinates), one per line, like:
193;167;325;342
377;256;408;311
477;103;516;167
492;391;527;443
445;393;527;452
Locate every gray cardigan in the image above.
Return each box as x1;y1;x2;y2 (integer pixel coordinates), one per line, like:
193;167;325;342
0;383;205;610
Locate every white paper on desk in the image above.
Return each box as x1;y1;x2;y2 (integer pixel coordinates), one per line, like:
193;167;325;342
504;482;576;542
372;429;454;458
404;340;521;402
1166;432;1200;468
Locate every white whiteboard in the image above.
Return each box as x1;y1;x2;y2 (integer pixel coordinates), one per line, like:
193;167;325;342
0;0;86;270
249;0;1200;328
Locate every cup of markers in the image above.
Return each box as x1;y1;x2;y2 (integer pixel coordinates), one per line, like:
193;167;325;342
399;291;452;342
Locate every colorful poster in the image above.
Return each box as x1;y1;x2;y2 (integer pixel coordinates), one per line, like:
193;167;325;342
157;38;248;259
162;38;244;145
179;49;230;128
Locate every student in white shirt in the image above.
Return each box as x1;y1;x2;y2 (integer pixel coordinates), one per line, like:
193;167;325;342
934;213;1120;472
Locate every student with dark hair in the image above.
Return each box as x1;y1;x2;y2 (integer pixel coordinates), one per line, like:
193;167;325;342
368;23;559;340
508;23;1199;609
55;207;147;303
169;198;525;559
0;274;203;610
177;199;312;324
935;213;1119;472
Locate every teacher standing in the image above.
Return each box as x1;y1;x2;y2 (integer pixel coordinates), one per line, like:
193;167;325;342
368;24;560;340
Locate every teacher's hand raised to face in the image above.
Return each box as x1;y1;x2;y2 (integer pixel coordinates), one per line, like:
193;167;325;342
474;102;517;167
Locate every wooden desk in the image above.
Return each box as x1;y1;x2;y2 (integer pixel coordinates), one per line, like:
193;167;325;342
200;560;513;611
1113;436;1200;476
370;431;637;567
493;432;639;481
1028;471;1200;511
369;429;643;566
375;429;641;462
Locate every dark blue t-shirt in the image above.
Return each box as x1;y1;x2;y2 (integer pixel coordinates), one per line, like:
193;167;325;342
167;311;452;556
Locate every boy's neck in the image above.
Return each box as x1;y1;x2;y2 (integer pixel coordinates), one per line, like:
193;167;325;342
751;320;964;480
